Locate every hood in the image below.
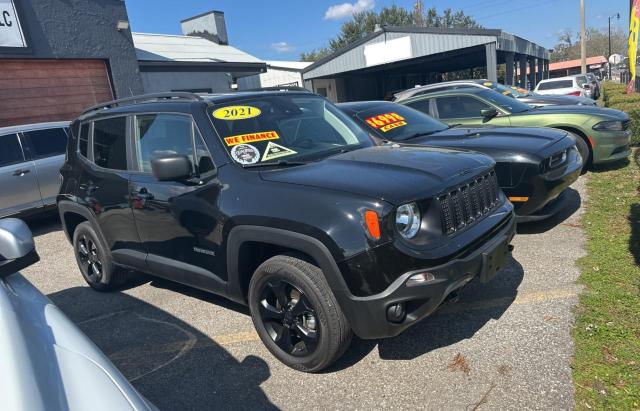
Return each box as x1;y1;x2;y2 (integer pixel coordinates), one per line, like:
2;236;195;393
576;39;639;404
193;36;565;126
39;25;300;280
518;94;596;106
410;126;569;160
260;145;494;205
520;104;629;120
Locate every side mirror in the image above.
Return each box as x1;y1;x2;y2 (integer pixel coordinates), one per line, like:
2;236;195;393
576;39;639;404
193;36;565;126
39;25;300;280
151;155;192;182
0;218;39;279
480;108;499;122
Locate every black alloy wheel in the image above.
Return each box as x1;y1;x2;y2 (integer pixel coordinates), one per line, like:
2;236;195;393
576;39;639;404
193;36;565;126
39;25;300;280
258;280;319;356
76;234;103;284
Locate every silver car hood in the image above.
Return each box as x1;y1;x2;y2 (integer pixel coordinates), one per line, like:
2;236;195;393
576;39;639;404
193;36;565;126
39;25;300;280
0;273;156;411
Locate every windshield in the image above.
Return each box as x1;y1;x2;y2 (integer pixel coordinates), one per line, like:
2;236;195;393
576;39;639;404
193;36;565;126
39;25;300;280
209;94;372;166
354;103;449;141
478;90;532;113
479;81;525;97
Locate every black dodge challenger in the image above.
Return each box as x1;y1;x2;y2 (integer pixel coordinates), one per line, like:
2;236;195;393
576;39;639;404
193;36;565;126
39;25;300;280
339;101;582;222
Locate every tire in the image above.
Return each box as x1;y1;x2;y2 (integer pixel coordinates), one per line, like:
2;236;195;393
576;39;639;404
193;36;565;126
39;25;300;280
248;255;352;372
564;131;591;173
72;221;127;291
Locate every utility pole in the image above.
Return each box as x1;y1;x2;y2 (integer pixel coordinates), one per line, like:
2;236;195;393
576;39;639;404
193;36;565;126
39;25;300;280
580;0;586;74
609;13;620;79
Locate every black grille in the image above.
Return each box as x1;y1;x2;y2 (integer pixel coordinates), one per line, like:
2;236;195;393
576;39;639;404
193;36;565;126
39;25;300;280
438;170;500;235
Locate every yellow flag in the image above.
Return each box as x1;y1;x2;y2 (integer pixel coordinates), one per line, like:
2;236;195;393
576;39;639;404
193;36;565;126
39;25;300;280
627;0;640;93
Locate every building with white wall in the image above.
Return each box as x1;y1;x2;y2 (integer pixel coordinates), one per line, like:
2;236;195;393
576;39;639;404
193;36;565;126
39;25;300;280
237;61;312;90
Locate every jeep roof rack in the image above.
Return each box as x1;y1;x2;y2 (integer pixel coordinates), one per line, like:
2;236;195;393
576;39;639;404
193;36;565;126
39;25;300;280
81;92;204;116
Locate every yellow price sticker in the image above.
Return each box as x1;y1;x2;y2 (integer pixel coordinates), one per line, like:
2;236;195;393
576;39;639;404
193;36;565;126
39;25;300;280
213;105;261;121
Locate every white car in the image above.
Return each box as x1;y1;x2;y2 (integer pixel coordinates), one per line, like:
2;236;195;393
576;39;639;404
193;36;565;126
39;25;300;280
534;75;592;98
0;218;156;411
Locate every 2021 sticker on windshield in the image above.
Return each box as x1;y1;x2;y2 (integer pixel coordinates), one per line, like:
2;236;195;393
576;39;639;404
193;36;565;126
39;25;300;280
213;105;262;120
231;144;260;165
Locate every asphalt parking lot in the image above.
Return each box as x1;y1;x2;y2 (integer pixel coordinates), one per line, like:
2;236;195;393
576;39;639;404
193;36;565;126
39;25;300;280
22;177;586;411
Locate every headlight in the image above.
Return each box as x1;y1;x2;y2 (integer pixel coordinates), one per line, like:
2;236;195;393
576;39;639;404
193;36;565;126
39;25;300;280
593;120;623;131
395;202;421;239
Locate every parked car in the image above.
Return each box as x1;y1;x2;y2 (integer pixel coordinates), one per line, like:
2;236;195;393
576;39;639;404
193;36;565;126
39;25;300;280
399;88;630;166
393;80;597;107
58;91;515;372
0;218;156;410
534;75;592;98
584;73;601;100
0;121;69;218
338;101;582;222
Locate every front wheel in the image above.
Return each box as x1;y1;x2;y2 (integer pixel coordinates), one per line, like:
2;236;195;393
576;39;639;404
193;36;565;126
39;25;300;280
248;255;352;372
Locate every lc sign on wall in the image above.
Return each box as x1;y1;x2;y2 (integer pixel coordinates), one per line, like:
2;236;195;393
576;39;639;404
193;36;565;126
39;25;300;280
0;0;26;48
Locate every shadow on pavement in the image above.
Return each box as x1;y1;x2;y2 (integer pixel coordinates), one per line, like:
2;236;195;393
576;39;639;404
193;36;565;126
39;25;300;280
21;212;62;237
373;256;524;361
48;287;278;411
629;203;640;266
516;187;581;235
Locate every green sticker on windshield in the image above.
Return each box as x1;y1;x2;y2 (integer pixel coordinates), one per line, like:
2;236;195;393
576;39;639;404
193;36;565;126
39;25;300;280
262;142;297;161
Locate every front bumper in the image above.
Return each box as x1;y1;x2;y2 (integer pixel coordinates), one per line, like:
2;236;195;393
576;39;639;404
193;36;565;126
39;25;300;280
333;213;516;339
510;151;582;219
592;129;632;164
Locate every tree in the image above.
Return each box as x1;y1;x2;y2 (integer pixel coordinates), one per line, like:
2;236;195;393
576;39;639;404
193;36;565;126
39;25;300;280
300;47;332;62
300;3;481;61
550;26;628;62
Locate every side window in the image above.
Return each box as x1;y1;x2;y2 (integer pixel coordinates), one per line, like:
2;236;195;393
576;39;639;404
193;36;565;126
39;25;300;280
435;96;491;119
93;117;128;170
0;134;25;167
134;114;213;175
78;123;89;158
24;127;68;159
405;98;432;116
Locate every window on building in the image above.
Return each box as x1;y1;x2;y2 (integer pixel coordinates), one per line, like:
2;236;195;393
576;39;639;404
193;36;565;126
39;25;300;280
93;117;128;170
24;128;68;158
0;134;25;167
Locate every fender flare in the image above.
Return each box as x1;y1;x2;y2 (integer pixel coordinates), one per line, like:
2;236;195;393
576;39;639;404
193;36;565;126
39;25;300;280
225;225;350;304
57;200;110;256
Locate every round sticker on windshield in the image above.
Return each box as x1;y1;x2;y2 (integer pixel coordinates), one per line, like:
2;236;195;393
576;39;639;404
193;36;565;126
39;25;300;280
231;144;260;165
213;105;261;120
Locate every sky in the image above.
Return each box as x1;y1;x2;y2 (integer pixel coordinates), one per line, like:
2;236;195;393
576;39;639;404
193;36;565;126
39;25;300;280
125;0;632;61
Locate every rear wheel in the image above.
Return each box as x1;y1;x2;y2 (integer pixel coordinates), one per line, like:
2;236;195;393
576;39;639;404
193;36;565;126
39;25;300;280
73;222;127;291
248;255;352;372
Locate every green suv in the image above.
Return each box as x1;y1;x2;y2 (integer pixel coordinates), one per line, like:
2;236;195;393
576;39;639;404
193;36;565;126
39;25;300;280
400;88;631;165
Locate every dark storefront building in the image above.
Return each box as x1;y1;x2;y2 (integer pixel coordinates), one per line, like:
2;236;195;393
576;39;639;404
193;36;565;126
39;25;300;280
0;0;142;126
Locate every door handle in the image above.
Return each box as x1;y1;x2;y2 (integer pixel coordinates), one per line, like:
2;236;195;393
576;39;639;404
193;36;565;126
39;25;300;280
12;169;31;176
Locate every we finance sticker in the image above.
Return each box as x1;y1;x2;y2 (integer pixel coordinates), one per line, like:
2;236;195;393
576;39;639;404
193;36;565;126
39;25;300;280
262;142;297;161
213;105;261;121
365;112;407;133
224;130;279;146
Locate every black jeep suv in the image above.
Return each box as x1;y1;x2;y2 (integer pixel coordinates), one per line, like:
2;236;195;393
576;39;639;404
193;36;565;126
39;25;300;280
58;91;515;372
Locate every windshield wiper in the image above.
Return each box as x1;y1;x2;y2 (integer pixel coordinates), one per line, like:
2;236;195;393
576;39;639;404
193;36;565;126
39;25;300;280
404;129;448;140
242;160;309;169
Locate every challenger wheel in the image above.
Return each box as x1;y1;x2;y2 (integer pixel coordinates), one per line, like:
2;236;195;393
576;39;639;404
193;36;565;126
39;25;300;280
73;222;127;291
248;255;352;372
